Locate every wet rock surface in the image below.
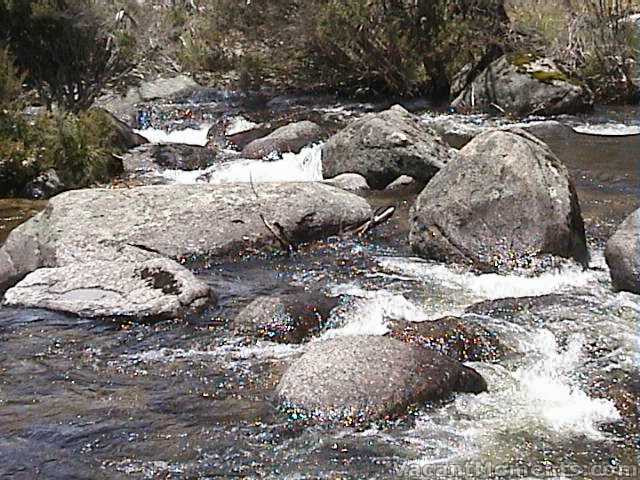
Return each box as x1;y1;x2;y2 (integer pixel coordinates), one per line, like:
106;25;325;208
232;292;339;343
410;129;589;271
123;144;220;175
276;335;487;423
451;55;593;116
605;208;640;294
241;121;324;159
388;316;504;362
321;105;452;189
3;258;213;319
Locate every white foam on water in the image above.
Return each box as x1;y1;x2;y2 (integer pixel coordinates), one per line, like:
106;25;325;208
157;143;324;185
225;116;259;136
376;256;597;300
134;125;212;146
403;330;621;471
512;331;621;437
572;123;640;136
206;143;324;184
320;285;432;339
125;341;299;365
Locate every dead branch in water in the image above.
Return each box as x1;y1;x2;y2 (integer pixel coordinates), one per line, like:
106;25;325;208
348;205;396;237
250;172;294;253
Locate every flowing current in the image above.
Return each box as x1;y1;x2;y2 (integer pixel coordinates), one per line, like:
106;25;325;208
0;97;638;479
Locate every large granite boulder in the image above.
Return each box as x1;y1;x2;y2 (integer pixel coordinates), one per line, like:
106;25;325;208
276;336;486;423
0;183;372;289
3;258;212;319
241;121;324;159
605;208;640;294
451;55;593;117
409;129;588;271
321;105;453;189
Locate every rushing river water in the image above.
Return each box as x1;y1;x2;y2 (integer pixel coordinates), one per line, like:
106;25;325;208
0;96;639;479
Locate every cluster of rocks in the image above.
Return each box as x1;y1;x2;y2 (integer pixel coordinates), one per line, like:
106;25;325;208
0;183;371;319
3;69;638;427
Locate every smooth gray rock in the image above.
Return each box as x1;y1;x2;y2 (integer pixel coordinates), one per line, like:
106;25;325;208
241;121;324;159
321;105;452;189
451;55;593;117
323;173;370;192
385;175;416;191
3;258;213;319
422;116;485;149
410;129;588;271
0;183;372;287
96;75;199;120
138;75;199;102
276;336;487;423
605;208;640;294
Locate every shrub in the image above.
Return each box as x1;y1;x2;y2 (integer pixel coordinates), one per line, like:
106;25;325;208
0;48;24;109
507;0;639;102
2;0;134;112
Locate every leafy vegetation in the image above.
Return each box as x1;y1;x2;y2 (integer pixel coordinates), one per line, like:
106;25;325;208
1;0;134;112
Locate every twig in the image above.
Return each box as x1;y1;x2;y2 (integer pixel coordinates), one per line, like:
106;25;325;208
250;171;294;253
350;205;396;237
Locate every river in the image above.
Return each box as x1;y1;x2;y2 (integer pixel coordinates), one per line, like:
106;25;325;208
0;95;638;479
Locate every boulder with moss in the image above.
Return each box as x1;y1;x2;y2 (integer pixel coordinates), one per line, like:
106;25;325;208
451;54;593;117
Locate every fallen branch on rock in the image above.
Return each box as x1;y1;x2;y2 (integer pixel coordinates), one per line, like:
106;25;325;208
348;205;396;237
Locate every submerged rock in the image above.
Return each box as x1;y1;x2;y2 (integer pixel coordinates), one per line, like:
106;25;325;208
3;258;213;319
233;292;338;343
605;208;640;294
0;183;372;289
410;129;588;272
321;105;452;189
241;121;324;159
388;317;504;362
276;336;486;423
451;55;593;116
323;173;370;192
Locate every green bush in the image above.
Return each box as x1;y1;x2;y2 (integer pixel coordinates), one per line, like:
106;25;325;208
0;48;24;109
2;0;134;112
0;109;124;196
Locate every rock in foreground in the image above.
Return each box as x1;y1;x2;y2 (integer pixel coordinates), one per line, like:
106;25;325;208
605;208;640;294
276;336;486;423
321;105;452;189
0;183;372;289
451;55;593;116
3;258;212;319
410;129;588;271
